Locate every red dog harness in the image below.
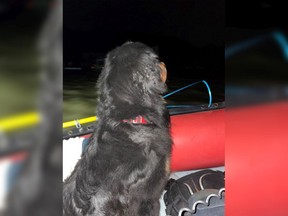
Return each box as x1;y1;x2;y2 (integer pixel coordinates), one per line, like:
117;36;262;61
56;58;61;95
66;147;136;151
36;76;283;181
122;115;148;124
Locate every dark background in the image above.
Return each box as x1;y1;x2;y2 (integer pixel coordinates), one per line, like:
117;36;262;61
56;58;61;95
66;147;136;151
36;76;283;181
63;0;225;91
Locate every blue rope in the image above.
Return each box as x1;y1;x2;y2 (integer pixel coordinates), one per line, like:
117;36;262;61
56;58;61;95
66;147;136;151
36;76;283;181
272;32;288;61
163;80;212;107
202;80;212;107
225;34;269;59
225;31;288;61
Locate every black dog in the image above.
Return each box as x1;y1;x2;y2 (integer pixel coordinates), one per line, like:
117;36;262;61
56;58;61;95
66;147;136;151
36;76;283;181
63;42;172;216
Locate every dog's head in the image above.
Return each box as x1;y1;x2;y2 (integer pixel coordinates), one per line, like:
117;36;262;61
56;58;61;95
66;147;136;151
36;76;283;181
96;42;168;121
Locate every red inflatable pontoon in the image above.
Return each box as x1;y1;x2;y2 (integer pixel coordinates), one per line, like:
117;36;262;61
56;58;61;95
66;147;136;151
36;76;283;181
170;108;225;171
226;101;288;216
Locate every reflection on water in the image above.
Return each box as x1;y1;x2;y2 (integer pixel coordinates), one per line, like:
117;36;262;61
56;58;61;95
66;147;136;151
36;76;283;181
63;69;224;122
0;68;224;122
0;74;38;118
63;70;98;122
0;12;42;119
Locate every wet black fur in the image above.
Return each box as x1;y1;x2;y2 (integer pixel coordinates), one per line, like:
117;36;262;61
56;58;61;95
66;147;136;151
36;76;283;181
63;42;172;216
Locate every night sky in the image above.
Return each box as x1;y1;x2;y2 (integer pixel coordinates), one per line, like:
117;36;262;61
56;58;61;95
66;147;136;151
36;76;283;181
64;0;225;83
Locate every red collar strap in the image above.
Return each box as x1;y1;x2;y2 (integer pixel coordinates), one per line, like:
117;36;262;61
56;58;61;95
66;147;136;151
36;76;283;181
122;115;148;124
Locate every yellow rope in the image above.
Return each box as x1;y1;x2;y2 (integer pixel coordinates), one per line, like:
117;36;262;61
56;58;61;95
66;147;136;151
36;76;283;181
0;112;41;132
0;112;97;132
63;116;97;129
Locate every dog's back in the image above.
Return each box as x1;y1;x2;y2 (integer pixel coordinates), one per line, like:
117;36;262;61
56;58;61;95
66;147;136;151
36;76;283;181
63;42;172;216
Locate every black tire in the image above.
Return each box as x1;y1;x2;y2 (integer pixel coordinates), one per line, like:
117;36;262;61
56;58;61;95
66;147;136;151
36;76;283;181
164;169;225;216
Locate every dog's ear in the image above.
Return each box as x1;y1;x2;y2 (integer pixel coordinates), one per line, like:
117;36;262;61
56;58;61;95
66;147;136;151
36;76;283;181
159;62;167;82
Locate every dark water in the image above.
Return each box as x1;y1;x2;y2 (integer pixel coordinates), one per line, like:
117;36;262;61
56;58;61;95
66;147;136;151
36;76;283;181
63;69;225;122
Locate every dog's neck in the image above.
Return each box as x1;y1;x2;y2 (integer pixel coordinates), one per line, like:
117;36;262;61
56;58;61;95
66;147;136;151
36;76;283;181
122;115;148;124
